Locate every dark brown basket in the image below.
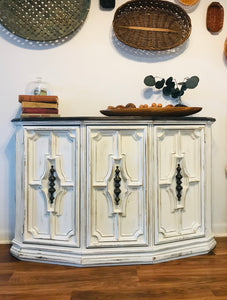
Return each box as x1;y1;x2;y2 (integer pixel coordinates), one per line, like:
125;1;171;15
206;2;224;33
0;0;90;41
113;0;192;51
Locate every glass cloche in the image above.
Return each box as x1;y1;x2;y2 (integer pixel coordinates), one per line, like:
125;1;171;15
25;77;51;95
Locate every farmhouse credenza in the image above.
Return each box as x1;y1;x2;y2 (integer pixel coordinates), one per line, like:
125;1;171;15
10;116;216;266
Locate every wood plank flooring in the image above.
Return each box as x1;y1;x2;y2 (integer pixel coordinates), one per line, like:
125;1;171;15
0;237;227;300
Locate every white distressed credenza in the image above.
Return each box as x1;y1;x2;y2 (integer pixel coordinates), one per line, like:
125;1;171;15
10;116;216;266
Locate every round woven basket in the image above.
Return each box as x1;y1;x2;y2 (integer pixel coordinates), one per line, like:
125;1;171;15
113;0;191;51
0;0;90;41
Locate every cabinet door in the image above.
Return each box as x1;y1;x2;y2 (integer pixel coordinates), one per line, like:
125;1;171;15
23;127;79;247
87;126;147;247
154;126;205;244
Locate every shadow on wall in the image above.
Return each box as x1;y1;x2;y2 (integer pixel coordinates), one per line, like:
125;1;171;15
0;24;78;50
223;53;227;67
0;19;189;62
5;131;16;241
5;108;21;241
111;30;190;63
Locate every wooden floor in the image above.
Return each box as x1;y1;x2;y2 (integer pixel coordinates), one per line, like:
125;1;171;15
0;237;227;300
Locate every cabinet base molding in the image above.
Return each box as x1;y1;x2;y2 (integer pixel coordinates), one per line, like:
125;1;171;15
11;237;216;267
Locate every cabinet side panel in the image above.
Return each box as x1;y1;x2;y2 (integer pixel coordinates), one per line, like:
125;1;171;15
14;127;25;242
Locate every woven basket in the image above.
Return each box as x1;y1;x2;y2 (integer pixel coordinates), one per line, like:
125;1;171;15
0;0;90;41
113;0;191;51
178;0;199;6
206;2;224;33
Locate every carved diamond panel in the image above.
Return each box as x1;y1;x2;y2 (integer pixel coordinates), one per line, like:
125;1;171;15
88;126;147;247
155;126;205;244
23;128;79;246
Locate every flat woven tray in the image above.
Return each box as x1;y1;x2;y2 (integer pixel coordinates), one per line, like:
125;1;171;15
206;2;224;33
0;0;90;41
113;0;191;51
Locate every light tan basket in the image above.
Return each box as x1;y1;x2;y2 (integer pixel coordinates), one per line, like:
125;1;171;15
178;0;199;6
113;0;192;51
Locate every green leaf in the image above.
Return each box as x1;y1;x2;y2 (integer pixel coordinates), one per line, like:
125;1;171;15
155;78;165;89
185;76;199;89
171;88;181;98
166;77;173;85
163;86;172;96
180;83;187;92
144;75;155;86
167;81;175;88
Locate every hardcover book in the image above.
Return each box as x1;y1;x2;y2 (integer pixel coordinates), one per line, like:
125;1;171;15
21;102;58;109
21;113;60;118
22;108;59;114
19;95;58;103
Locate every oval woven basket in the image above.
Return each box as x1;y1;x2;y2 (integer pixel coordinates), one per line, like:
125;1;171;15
0;0;90;41
206;2;224;33
113;0;192;51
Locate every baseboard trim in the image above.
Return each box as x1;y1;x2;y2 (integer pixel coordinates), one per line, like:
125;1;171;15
214;233;227;237
0;240;11;245
213;223;227;236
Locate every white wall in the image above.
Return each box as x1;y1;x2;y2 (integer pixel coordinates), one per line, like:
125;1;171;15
0;0;227;243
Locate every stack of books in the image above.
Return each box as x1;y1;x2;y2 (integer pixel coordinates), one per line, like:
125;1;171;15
19;95;60;118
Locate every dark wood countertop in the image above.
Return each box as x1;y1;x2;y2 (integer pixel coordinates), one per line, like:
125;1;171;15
11;116;216;123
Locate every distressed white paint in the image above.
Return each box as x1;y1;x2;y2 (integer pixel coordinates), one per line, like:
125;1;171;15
87;126;147;247
10;118;216;266
19;126;80;247
154;126;204;244
0;0;227;242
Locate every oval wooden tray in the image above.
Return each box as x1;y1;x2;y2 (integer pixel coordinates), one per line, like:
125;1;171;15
113;0;191;51
100;107;202;117
206;2;224;33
